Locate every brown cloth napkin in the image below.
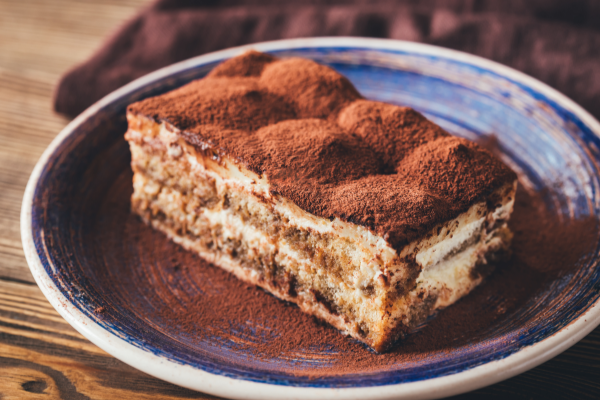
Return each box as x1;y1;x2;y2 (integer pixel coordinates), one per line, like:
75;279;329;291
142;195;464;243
54;0;600;119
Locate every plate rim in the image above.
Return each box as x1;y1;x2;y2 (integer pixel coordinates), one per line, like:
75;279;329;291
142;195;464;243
20;37;600;400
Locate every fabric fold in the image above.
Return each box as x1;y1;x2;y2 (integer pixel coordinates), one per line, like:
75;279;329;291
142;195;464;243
54;0;600;119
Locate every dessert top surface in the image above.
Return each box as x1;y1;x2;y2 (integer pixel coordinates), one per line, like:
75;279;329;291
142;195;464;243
128;51;516;250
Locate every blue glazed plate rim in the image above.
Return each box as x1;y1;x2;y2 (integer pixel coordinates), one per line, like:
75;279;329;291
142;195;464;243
21;37;600;400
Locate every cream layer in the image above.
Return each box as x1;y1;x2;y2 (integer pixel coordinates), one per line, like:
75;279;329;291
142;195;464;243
127;117;516;292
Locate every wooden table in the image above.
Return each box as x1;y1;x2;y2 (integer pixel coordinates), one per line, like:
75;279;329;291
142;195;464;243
1;1;599;398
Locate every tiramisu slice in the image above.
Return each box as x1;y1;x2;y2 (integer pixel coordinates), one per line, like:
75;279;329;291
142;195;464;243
125;51;517;352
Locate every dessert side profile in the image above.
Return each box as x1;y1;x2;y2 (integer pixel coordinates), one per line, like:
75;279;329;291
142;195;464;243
124;50;517;352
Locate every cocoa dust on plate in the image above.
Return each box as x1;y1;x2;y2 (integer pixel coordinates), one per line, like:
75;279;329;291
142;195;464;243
94;171;598;377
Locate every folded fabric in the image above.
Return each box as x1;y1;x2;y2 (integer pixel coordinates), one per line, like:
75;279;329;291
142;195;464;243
54;0;600;120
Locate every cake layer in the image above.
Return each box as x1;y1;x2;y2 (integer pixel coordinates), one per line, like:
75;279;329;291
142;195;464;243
125;114;516;351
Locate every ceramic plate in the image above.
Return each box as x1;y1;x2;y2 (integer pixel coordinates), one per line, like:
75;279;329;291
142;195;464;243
21;38;600;399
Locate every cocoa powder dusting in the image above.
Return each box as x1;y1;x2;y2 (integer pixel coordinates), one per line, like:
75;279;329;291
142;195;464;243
128;51;516;250
94;170;598;376
113;52;598;374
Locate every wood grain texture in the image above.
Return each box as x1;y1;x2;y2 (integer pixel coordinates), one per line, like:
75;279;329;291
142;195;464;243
0;280;215;399
0;0;599;398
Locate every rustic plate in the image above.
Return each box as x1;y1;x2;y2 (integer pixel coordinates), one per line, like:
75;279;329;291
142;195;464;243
22;38;600;399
